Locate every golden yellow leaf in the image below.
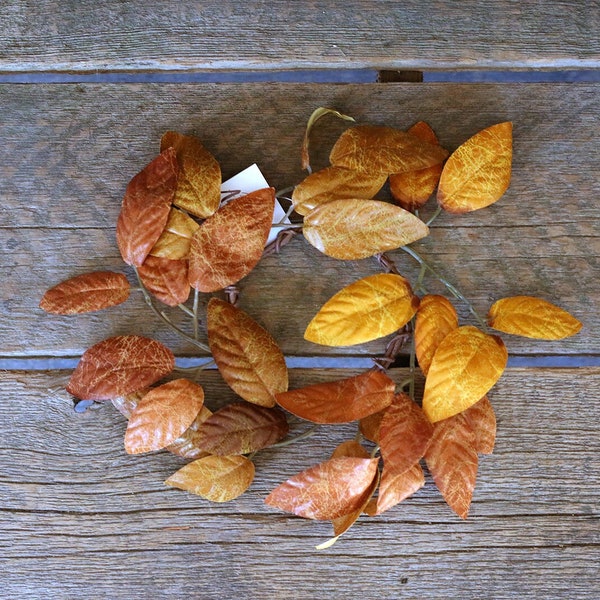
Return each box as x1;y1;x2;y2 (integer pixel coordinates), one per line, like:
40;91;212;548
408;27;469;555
150;207;199;260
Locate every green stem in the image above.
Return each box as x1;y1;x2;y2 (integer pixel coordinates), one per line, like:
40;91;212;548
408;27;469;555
426;206;442;226
177;303;195;318
192;288;200;341
409;319;416;400
269;425;319;449
370;444;380;458
175;359;216;373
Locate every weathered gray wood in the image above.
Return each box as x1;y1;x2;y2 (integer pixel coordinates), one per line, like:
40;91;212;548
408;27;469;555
0;1;598;72
1;83;597;357
1;368;598;598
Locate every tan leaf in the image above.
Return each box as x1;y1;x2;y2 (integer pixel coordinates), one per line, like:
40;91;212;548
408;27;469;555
40;271;130;314
488;296;582;340
275;370;395;424
265;456;379;520
303;198;429;260
160;131;221;218
415;294;459;376
437;122;513;213
150;207;200;259
422;326;507;423
124;378;205;454
358;409;386;443
67;335;174;401
207;298;288;407
463;396;496;455
165;455;255;502
111;389;148;418
365;463;425;516
304;273;419;347
116;147;178;266
137;255;190;306
292;166;386;216
329;125;449;175
188;187;275;292
331;440;371;459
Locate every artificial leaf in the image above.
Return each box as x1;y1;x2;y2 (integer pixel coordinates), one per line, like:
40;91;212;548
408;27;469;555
275;370;395;424
437;122;513;213
265;456;379;520
488;295;582;340
358;409;386;443
188;187;275;292
365;463;425;516
137;255;190;306
207;298;288;407
292;166;386;216
415;294;459;376
194;402;289;455
304;273;419;346
303;198;429;260
67;335;174;401
40;271;130;314
166;405;214;459
124;378;205;454
160;131;221;218
329;125;449;175
422;326;508;423
165;455;255;502
331;440;371;459
463;396;496;455
150;207;200;259
116;147;178;266
111;389;148;418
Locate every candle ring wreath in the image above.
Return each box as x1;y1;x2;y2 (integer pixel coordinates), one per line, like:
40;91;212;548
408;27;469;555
41;108;582;549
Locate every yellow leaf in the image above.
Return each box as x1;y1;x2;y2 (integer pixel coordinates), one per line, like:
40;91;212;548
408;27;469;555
150;207;199;260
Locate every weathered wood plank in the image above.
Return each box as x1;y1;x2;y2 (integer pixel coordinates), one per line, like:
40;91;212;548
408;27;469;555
0;1;598;72
1;368;599;598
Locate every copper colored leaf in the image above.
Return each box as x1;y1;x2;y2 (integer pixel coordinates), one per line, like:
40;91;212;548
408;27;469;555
275;370;395;424
165;455;254;502
415;294;459;376
116;147;178;266
422;326;508;423
67;335;174;401
365;463;425;516
150;207;200;259
331;440;371;459
188;187;275;292
124;378;205;454
488;296;582;340
359;409;386;443
330;125;449;175
437;122;513;213
166;405;214;459
194;402;289;455
304;273;419;347
207;298;288;407
303;198;429;260
40;271;130;314
160;131;221;218
137;255;190;306
463;396;496;455
265;456;379;520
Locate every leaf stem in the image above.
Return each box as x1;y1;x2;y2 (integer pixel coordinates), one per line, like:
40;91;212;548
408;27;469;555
192;288;200;340
177;303;195;317
409;319;416;400
269;425;319;449
426;206;442;226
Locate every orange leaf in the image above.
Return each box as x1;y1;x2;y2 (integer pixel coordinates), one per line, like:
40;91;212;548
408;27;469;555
265;456;379;520
488;295;582;340
165;455;255;503
67;335;174;401
275;370;395;424
124;378;205;454
207;298;288;407
40;271;130;314
304;273;419;347
331;440;371;459
463;396;496;455
150;207;199;260
303;198;429;260
437;122;512;213
358;409;386;444
422;326;507;422
160;131;221;218
166;405;213;460
415;294;459;376
365;463;424;516
137;255;190;306
116;147;178;266
188;187;275;292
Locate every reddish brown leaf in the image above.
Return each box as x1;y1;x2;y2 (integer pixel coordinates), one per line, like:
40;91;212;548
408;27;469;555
331;440;371;459
365;463;425;516
137;255;190;306
150;207;200;259
275;370;395;424
40;271;130;314
166;405;214;460
67;335;174;401
359;409;386;444
463;396;496;454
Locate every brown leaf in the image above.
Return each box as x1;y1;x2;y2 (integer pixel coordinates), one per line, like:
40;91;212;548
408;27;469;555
116;147;178;266
166;405;214;460
275;370;395;424
304;273;419;346
188;187;275;292
463;396;496;455
358;409;386;444
488;295;582;340
194;402;289;455
365;463;425;516
303;198;429;260
165;455;255;502
67;335;174;401
265;456;379;520
137;255;190;306
150;207;200;260
207;298;288;407
437;122;512;213
422;326;508;422
331;440;371;459
40;271;130;314
124;378;205;454
160;131;221;218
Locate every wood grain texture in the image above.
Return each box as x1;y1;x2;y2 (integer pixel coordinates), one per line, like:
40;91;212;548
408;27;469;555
1;83;597;357
1;368;598;598
0;1;598;72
